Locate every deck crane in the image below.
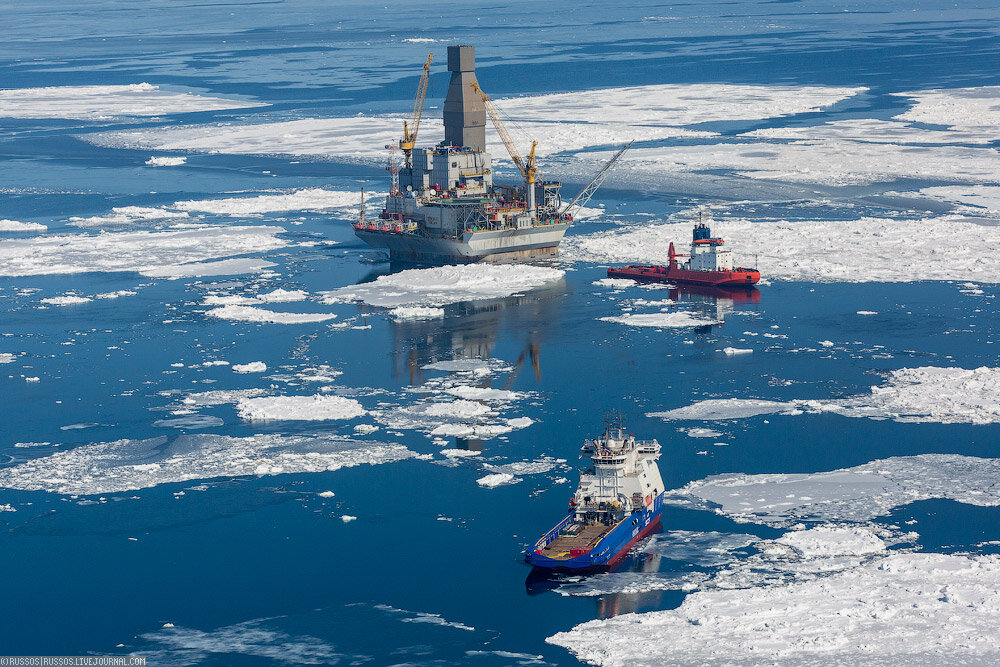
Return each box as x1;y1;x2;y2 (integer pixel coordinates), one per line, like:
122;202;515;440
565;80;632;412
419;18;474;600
468;81;540;217
399;54;433;167
560;140;633;220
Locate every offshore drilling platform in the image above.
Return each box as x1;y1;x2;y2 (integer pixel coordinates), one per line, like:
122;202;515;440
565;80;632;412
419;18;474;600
353;45;630;263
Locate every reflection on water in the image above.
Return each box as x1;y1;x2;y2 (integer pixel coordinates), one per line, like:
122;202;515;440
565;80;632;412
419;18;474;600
523;551;667;619
669;284;761;325
454;437;484;453
386;279;566;385
595;553;665;619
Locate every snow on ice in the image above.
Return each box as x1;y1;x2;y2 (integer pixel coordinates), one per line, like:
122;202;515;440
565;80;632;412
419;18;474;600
668;453;1000;527
0;226;286;277
206;304;337;325
599;311;718;328
563;218;1000;283
0;83;265;120
321;264;564;308
0;219;46;232
548;552;1000;666
83;83;860;161
40;295;91;306
232;362;266;374
68;207;191;229
893;86;1000;139
145;156;187;167
476;473;519;488
235;395;366;422
651;366;1000;425
390;306;445;320
606;138;1000;186
0;434;413;495
172;188;370;216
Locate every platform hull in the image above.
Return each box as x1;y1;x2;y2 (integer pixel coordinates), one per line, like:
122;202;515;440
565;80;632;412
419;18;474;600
526;493;665;571
354;223;569;264
608;264;759;287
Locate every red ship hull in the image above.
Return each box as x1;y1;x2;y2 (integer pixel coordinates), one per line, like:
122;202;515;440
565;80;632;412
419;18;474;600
608;264;760;287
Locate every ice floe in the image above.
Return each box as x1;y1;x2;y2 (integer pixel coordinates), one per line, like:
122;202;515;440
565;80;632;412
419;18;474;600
321;264;564;308
0;226;286;277
0;83;265;120
477;472;519;488
152;415;224;429
145;156;187;166
592;278;636;289
203;288;308;307
373;604;475;631
775;524;886;558
893;86;1000;138
680;427;723;439
652;366;1000;425
0;434;413;495
554;524;892;599
498;83;865;128
548;552;1000;666
181;388;267;407
899;184;1000;219
421;359;506;373
232;361;266;374
68;207;191;229
88;116;417;159
256;288;308;303
235;395;366;422
40;295;91;306
390;306;445;320
444;386;521;402
173;188;368;216
745;117;997;145
0;219;46;232
599;311;718;328
94;290;137;299
643;530;761;567
206;304;337;325
139;617;342;665
145;258;277;280
610;138;1000;186
563;217;1000;283
668;453;1000;527
83;83;860;163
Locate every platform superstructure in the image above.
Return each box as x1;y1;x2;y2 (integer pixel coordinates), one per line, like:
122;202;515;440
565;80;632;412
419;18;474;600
353;45;628;263
526;417;665;570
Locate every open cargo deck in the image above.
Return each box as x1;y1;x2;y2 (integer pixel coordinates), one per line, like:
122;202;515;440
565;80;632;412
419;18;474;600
538;523;613;559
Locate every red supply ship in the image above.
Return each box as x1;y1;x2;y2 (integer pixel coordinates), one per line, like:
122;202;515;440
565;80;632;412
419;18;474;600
608;221;760;287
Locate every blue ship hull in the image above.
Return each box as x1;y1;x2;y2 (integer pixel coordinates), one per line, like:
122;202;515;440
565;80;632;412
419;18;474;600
525;493;665;570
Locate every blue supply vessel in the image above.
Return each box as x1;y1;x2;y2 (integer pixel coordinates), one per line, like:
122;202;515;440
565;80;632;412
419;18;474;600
526;417;665;570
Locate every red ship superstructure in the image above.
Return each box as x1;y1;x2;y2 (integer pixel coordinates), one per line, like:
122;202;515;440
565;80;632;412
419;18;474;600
608;221;760;287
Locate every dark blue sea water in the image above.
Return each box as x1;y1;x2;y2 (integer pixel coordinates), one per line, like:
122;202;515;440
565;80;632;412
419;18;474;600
2;1;1000;664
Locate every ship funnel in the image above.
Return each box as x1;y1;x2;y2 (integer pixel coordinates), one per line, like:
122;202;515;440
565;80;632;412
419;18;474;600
443;45;487;151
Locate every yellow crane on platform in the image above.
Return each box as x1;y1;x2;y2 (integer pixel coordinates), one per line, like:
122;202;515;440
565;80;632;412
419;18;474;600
399;54;433;166
468;81;539;216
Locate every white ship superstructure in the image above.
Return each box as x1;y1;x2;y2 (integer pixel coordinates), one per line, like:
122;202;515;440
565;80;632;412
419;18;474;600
572;423;664;525
686;221;734;271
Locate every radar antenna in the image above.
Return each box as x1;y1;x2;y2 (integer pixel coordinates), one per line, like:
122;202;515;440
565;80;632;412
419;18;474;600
602;410;626;438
